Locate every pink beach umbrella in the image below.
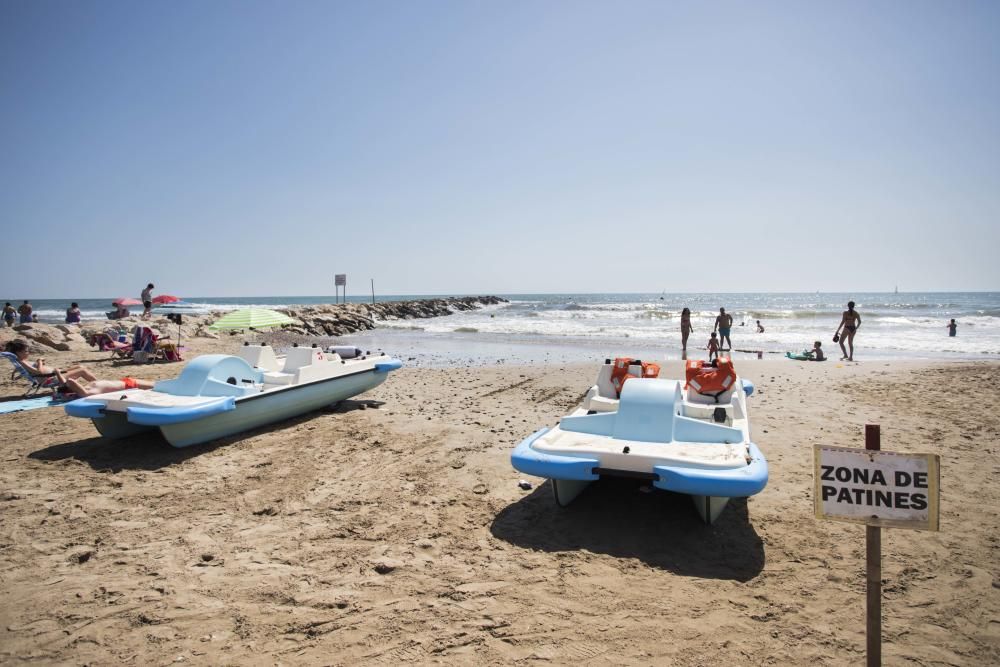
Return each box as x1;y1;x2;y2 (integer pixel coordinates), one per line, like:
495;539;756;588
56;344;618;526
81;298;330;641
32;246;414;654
152;294;181;304
112;297;142;306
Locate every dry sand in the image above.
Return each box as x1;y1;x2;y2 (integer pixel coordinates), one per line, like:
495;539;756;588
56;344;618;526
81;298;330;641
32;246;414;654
1;339;998;665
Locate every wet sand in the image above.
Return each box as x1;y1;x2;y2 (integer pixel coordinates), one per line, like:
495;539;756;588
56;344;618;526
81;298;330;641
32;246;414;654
0;341;998;665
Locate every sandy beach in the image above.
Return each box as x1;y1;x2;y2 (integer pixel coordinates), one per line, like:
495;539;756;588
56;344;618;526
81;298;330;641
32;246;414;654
1;336;998;665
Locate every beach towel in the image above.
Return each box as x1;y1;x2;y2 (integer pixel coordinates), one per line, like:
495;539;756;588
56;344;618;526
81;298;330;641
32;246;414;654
0;395;71;415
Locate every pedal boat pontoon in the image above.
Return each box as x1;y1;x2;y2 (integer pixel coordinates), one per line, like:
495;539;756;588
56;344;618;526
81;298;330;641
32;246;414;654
511;359;767;524
65;344;402;448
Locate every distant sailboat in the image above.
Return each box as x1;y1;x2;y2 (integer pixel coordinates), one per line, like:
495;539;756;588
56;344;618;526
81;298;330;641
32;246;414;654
894;285;899;295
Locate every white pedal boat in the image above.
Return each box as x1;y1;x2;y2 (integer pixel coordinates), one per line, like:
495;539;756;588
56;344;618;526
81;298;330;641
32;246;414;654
65;344;402;448
511;358;767;524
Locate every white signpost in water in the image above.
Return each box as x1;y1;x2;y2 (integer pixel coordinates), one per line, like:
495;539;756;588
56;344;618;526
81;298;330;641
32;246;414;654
334;274;346;304
814;426;940;667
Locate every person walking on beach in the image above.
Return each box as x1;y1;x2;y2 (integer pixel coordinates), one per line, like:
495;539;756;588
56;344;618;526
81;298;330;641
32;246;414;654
947;319;958;337
714;307;733;351
835;301;861;361
680;307;693;354
3;303;15;327
141;283;154;320
17;300;32;324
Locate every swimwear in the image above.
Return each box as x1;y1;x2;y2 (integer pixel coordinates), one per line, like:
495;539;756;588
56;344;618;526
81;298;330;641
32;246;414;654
719;327;731;337
844;325;857;333
121;377;138;390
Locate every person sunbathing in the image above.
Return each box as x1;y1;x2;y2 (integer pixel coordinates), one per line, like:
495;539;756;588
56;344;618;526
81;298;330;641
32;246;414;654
57;373;155;397
4;340;96;382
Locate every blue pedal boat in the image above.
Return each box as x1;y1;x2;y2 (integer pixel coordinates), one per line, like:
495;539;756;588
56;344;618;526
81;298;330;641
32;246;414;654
65;344;402;448
511;360;767;524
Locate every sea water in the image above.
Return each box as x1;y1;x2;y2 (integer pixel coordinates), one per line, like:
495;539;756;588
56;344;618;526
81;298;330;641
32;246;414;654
8;292;999;362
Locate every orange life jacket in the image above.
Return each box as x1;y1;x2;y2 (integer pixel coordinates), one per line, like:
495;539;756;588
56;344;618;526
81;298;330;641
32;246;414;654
610;357;661;397
685;357;737;398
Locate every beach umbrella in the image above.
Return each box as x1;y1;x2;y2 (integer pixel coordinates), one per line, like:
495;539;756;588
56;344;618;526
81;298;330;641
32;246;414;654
152;294;181;304
208;308;297;330
113;297;142;306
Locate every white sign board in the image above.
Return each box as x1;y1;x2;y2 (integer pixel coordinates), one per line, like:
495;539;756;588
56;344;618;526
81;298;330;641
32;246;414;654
814;445;940;531
334;274;346;286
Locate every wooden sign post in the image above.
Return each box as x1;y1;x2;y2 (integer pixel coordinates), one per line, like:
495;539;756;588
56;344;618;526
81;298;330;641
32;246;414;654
865;425;881;667
814;425;940;667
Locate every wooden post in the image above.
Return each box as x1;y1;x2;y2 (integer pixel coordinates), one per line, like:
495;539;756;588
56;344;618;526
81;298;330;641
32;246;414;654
865;424;881;667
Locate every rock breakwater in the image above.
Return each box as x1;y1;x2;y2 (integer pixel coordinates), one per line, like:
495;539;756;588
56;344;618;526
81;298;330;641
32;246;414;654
1;296;507;352
281;296;507;337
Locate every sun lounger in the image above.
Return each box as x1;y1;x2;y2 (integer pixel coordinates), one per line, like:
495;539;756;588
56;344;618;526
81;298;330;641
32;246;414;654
88;331;133;360
1;351;65;397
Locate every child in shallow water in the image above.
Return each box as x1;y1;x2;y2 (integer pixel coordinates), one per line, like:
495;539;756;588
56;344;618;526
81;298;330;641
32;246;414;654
707;332;720;362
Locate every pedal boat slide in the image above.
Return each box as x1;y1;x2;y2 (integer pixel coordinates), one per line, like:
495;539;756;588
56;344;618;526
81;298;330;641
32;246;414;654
64;344;402;448
511;358;768;524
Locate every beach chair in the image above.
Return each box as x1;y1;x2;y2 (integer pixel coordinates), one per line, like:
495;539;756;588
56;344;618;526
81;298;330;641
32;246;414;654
89;330;132;360
1;351;64;397
131;326;158;363
157;340;183;362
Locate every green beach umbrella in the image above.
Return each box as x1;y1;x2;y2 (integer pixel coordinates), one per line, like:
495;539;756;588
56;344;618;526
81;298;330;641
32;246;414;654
208;308;297;330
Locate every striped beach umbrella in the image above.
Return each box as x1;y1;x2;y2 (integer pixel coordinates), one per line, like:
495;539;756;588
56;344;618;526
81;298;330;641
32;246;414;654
208;308;297;330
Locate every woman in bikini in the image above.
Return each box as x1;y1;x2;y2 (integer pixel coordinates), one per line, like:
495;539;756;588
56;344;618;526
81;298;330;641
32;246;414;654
835;301;861;361
680;307;693;355
57;373;155;397
4;340;96;383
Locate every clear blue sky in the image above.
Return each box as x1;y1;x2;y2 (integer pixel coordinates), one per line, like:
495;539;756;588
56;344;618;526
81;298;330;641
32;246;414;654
2;0;998;298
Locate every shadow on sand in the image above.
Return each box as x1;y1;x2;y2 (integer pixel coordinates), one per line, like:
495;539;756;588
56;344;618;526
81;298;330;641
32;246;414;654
28;399;384;472
490;477;765;581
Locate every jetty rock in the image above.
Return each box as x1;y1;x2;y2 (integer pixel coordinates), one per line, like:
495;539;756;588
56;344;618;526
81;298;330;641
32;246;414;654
280;296;506;337
5;323;91;353
68;296;506;343
279;296;507;336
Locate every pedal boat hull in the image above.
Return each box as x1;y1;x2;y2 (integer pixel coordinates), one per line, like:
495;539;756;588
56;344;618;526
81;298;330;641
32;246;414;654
65;352;402;448
510;376;768;524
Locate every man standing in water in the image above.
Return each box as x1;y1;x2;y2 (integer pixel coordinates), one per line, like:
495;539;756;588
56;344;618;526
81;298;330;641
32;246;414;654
714;307;733;351
835;301;861;361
